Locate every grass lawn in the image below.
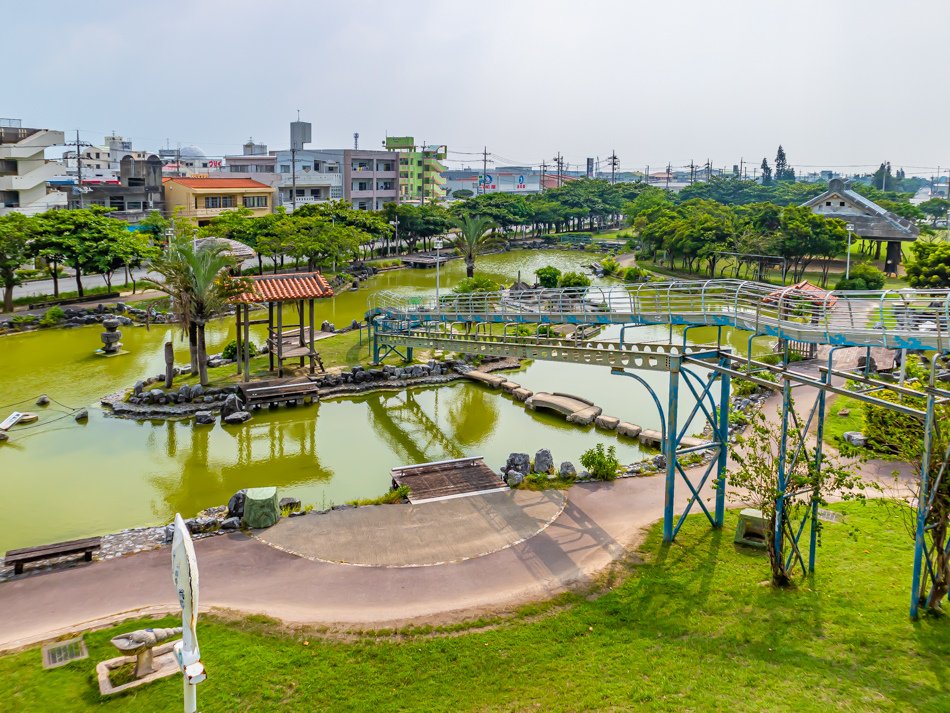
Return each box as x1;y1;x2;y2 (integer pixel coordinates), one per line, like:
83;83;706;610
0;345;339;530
822;395;866;448
3;502;948;711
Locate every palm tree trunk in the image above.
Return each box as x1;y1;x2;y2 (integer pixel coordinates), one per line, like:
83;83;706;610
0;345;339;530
466;257;475;278
197;322;209;386
188;321;199;375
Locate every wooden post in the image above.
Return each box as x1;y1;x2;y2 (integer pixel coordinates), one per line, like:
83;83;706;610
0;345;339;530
243;304;251;382
235;306;242;376
308;298;315;374
164;341;175;388
268;302;275;372
298;299;305;368
276;301;284;377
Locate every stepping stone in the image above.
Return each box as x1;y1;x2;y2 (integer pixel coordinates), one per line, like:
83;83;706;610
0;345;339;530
465;370;506;389
512;388;533;402
595;415;620;430
501;381;521;394
618;422;642;438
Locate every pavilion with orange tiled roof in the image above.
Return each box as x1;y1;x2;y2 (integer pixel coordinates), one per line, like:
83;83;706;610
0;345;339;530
230;272;334;381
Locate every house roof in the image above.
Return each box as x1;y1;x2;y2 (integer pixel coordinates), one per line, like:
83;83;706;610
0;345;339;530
193;236;257;261
764;280;838;307
801;178;919;242
164;177;272;191
231;272;334;304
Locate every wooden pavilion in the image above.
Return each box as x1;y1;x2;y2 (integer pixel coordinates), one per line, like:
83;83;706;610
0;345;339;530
230;272;334;382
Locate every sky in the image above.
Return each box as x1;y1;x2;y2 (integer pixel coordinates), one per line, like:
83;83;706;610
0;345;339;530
5;0;949;177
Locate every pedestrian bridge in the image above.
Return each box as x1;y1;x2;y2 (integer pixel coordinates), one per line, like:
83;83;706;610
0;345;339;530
525;392;602;425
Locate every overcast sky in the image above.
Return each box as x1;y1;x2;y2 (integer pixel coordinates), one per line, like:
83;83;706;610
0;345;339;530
6;0;948;176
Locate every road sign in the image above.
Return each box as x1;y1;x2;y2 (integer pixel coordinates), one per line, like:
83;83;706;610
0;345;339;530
172;514;205;713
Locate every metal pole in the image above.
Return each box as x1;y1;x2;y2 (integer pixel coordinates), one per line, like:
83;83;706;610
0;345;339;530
910;391;936;619
774;377;793;567
810;371;828;573
714;357;730;527
663;359;681;542
291;147;297;213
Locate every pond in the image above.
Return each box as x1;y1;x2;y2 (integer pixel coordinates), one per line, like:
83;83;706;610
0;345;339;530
0;251;770;551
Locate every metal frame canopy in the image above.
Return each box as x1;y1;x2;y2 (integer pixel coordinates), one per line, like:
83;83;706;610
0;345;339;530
367;280;950;619
230;272;334;380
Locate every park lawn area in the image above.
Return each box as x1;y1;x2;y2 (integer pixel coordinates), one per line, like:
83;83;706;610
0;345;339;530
823;394;866;447
2;502;948;712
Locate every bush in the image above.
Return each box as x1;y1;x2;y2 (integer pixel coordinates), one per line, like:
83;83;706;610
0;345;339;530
558;271;592;289
535;265;561;288
623;266;650;283
222;339;258;361
453;276;500;294
600;256;621;275
536;325;557;337
580;443;620;481
38;306;66;327
835;263;885;291
10;314;37;325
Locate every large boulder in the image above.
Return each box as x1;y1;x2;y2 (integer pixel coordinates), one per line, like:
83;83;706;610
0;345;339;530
534;448;555;474
224;410;252;425
227;489;247;519
559;461;577;478
220;516;241;531
74;408;89;422
843;431;868;447
504;452;531;475
506;471;525;487
194;411;215;426
220;393;244;419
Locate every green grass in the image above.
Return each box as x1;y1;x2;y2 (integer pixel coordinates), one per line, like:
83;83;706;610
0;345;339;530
2;502;947;711
10;285;116;309
346;485;411;506
823;395;865;448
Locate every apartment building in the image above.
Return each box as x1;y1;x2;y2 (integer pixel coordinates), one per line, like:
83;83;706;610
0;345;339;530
385;136;447;203
0;119;67;216
163;177;275;225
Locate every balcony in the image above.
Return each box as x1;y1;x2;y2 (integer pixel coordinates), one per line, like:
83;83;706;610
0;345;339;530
281;195;330;212
277;171;342;189
0;161;63;191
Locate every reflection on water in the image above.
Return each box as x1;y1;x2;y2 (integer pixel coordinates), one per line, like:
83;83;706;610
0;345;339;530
0;250;777;550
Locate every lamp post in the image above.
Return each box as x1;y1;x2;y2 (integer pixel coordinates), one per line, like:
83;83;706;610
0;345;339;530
845;223;855;280
433;236;443;308
171;514;205;713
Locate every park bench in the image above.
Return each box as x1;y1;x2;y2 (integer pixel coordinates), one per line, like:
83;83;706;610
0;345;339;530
237;377;320;408
4;536;101;575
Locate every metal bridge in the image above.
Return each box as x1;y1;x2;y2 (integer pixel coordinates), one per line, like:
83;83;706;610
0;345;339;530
367;280;950;618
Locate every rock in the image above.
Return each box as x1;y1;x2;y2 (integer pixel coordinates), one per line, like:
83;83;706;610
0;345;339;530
836;408;851;417
133;381;145;396
534;448;555;474
511;388;533;402
189;517;218;534
203;395;214;404
289;510;308;518
224;410;252;425
279;497;301;512
148;388;164;401
504;452;531;475
194;410;215;425
506;471;525;487
652;454;667;469
36;395;50;406
220;517;241;531
74;408;89;421
617;422;642;438
843;431;868;447
163;524;175;543
559;461;577;478
220;393;244;419
0;432;9;443
595;415;620;430
191;384;205;398
227;490;247;519
178;384;192;402
331;504;355;511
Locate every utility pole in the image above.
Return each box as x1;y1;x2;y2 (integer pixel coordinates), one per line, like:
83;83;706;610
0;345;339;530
739;157;744;180
482;145;489;196
645;165;649;184
291;146;297;212
689;160;695;185
665;162;671;190
539;160;546;193
70;130;93;209
353;132;359;150
553;152;563;187
608;150;619;184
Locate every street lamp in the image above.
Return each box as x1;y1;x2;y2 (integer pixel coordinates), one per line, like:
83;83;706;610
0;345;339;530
433;236;443;308
845;223;855;280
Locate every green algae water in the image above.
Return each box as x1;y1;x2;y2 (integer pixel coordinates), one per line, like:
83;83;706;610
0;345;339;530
0;251;769;551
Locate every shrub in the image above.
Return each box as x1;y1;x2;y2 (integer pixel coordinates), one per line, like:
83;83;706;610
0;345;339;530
536;325;557;337
11;314;37;325
38;306;66;327
623;266;650;283
558;271;592;289
835;263;885;291
580;443;620;481
347;485;411;506
453;276;500;294
535;265;561;288
600;256;621;275
222;338;258;361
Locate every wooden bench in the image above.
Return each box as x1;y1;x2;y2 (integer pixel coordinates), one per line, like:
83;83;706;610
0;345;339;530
4;536;102;575
237;378;320;408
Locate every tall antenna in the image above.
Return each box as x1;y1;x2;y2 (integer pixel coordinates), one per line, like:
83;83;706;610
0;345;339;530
354;132;359;150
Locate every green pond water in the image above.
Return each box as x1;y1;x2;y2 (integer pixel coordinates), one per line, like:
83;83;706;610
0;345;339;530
0;251;770;551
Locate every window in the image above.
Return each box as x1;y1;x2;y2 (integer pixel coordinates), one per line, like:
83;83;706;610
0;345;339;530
230;165;249;173
221;196;235;208
825;201;832;206
126;201;142;210
352;180;369;191
357;200;369;210
204;196;221;209
296;189;305;197
839;201;845;206
310;189;320;197
280;165;291;173
109;196;125;209
243;195;268;208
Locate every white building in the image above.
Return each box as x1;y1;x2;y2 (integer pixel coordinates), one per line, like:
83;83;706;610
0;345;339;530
0;119;67;216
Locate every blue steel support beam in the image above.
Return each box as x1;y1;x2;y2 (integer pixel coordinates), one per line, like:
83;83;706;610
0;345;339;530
663;358;681;543
910;391;936;619
774;377;793;568
715;356;731;527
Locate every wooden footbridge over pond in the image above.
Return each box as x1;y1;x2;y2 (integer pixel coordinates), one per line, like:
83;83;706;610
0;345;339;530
367;279;950;618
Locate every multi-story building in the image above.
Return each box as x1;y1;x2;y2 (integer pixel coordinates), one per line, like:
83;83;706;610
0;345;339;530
163;177;275;225
443;167;542;198
60;134;153;183
385;136;447;203
64;154;164;222
344;149;398;210
0;119;67;216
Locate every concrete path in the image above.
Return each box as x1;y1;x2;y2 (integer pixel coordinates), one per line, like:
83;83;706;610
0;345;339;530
526;392;602;425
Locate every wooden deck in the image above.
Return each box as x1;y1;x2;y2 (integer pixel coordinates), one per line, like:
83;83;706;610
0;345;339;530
391;456;507;504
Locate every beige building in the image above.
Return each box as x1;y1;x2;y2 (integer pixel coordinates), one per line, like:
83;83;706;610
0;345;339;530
163;176;274;225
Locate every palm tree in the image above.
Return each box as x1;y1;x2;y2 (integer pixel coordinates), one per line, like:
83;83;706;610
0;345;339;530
146;236;243;385
451;215;499;278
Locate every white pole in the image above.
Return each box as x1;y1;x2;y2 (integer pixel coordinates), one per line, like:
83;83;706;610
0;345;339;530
845;223;855;280
434;236;442;308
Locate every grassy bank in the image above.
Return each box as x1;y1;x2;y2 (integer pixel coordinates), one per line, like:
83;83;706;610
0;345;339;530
3;502;947;711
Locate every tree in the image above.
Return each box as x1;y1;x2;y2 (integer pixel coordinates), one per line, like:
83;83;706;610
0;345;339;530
535;265;561;288
835;263;885;291
906;240;950;288
451;214;499;278
145;236;247;385
871;162;898;192
557;271;591;288
728;407;868;586
452;189;474;200
760;158;773;185
774;145;795;182
0;212;33;312
87;227;157;292
919;198;950;227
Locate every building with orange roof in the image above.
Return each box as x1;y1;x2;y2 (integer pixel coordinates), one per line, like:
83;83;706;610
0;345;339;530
163;176;275;224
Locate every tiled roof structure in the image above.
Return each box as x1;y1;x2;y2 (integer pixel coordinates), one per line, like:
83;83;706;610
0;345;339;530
764;280;838;307
801;178;919;242
231;272;334;303
165;177;272;190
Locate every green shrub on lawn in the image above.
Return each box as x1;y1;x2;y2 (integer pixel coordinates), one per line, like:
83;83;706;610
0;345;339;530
580;443;620;481
222;339;258;361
